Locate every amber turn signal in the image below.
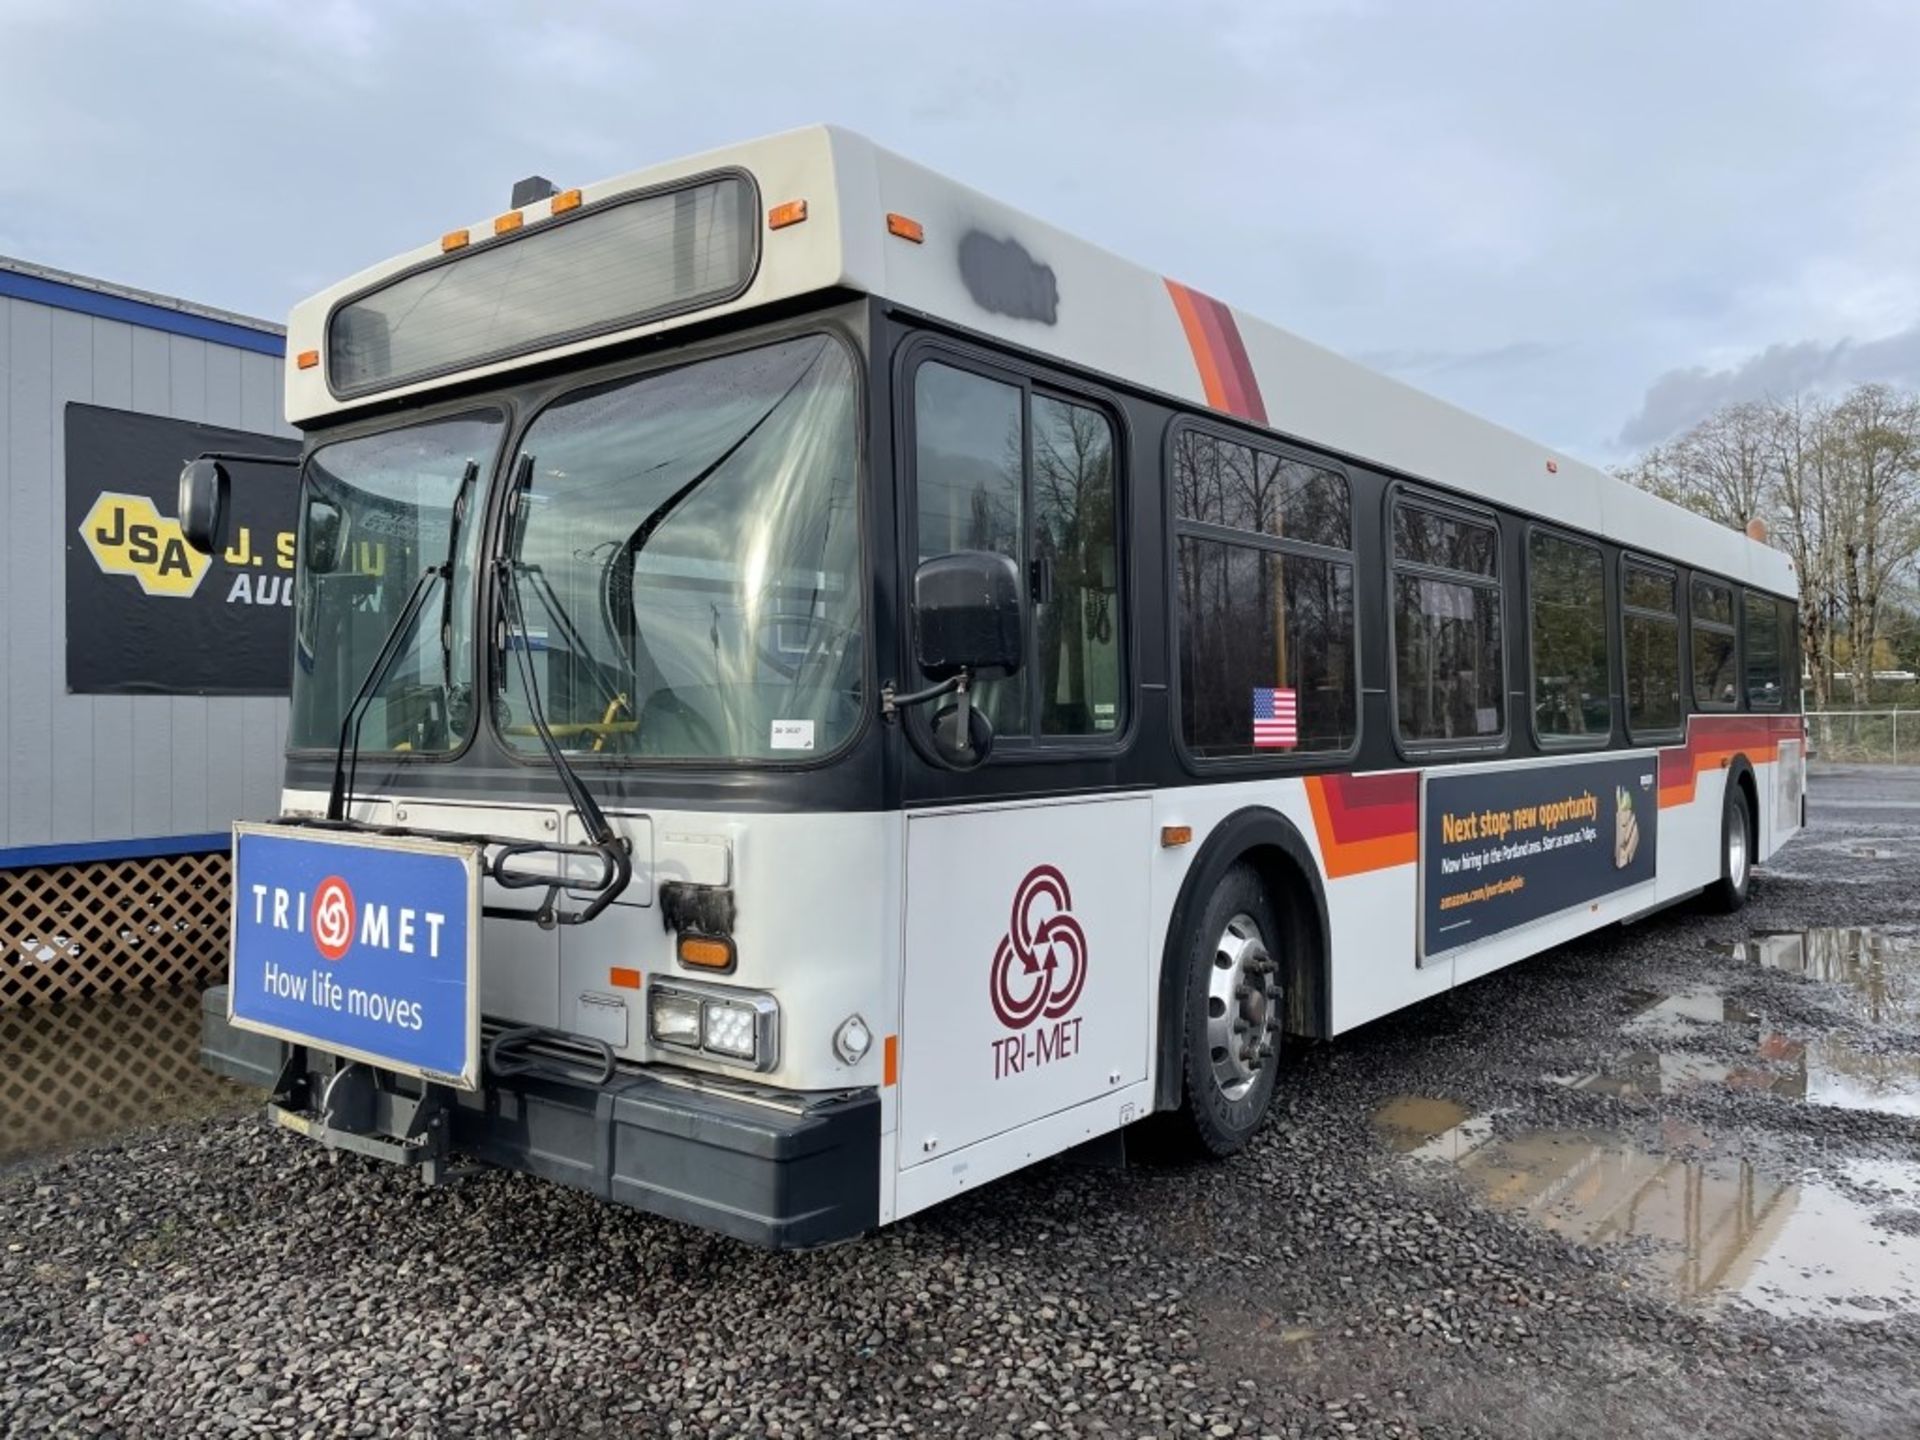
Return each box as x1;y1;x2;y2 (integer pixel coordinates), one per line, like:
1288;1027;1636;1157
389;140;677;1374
1160;825;1193;848
886;212;925;243
767;199;809;230
295;349;320;371
677;934;735;971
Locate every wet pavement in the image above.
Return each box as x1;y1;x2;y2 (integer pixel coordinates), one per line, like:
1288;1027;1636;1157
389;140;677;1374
5;763;1920;1438
0;987;259;1169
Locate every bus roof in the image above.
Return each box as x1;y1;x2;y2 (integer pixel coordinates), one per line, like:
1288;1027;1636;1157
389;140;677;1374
284;124;1795;598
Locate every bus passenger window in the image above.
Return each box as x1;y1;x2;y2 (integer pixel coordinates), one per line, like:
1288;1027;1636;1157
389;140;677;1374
1528;531;1610;741
1744;590;1784;709
1690;576;1737;709
1173;429;1356;758
1392;500;1503;745
1622;560;1681;735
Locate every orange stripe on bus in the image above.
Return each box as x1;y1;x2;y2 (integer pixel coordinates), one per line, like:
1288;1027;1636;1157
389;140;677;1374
1165;279;1231;412
1305;775;1418;879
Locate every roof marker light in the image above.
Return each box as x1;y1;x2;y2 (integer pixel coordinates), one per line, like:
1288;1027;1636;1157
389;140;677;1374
767;199;809;230
1546;458;1559;474
441;229;470;253
494;211;524;236
296;349;319;370
886;213;925;243
551;188;583;215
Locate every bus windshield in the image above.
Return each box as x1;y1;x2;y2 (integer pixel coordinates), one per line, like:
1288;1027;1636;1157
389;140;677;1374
498;334;863;761
289;410;506;754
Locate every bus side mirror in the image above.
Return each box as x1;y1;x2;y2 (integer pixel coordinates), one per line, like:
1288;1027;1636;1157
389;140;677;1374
304;499;344;575
177;458;230;555
912;550;1022;680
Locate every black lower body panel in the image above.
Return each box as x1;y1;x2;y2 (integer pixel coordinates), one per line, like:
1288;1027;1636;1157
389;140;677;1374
199;986;880;1250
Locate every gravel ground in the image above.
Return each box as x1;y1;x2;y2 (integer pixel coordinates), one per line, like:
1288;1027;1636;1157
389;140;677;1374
5;764;1920;1438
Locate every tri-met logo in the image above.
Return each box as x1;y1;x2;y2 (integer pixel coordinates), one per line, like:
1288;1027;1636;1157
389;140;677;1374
247;876;450;964
79;492;211;598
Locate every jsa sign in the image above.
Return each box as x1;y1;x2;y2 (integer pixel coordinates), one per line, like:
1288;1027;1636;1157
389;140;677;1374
65;403;301;695
227;825;482;1088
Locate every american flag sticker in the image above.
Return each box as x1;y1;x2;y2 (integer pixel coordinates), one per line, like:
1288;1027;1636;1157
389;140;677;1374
1252;687;1297;748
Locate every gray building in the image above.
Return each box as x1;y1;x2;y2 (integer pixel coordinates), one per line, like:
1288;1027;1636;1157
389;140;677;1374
1;256;294;1005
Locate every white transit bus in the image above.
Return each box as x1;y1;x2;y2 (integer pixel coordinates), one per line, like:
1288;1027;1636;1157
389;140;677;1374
188;126;1805;1248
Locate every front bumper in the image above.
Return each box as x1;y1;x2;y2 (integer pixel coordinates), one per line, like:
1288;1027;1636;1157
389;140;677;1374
201;986;879;1249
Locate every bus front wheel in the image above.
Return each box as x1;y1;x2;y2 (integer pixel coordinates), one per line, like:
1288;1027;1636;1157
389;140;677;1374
1707;783;1753;913
1172;863;1283;1156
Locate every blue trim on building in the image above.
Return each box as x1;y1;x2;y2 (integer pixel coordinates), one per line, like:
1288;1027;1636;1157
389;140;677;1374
0;832;232;872
0;269;283;357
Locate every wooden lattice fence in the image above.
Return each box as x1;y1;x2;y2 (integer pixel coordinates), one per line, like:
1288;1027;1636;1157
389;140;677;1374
0;852;230;1010
0;986;251;1161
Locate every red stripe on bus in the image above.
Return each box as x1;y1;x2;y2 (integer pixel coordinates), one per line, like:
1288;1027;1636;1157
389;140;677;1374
1203;292;1269;425
1656;714;1804;808
1305;773;1418;878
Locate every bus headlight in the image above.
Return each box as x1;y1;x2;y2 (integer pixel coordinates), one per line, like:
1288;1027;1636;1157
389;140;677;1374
648;990;702;1048
648;982;779;1072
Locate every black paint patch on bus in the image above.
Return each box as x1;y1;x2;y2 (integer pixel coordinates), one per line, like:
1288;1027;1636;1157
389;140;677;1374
958;231;1059;324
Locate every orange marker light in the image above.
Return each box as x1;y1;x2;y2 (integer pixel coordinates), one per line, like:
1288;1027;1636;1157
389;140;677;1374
883;1034;899;1087
295;349;320;371
609;966;641;990
1160;825;1193;848
551;188;582;215
441;229;471;253
677;934;735;971
494;211;524;236
886;213;925;243
767;199;809;230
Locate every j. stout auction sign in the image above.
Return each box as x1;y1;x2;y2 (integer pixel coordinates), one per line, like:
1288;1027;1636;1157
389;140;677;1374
1422;755;1658;958
65;403;301;695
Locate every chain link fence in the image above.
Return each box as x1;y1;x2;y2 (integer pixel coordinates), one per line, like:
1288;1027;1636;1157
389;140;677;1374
1806;710;1920;763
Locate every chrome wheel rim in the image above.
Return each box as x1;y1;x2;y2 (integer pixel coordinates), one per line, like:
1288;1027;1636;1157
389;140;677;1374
1729;816;1748;890
1206;912;1279;1101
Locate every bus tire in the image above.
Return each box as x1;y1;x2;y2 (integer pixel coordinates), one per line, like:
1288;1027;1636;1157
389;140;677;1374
1171;862;1283;1157
1707;783;1752;913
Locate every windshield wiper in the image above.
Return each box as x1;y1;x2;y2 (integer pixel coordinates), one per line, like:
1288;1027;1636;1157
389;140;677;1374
325;565;445;822
324;458;478;823
491;454;631;924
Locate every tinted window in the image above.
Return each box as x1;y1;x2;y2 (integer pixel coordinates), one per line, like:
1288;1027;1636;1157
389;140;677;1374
1691;576;1738;708
1171;428;1356;759
915;363;1026;733
1177;537;1356;756
1745;591;1786;709
1529;532;1610;740
1172;430;1350;549
1392;504;1498;576
1032;395;1122;736
1622;560;1681;735
1393;501;1503;743
913;361;1124;740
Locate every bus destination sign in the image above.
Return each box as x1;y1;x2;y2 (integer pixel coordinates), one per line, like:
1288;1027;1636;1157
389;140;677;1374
1421;755;1658;959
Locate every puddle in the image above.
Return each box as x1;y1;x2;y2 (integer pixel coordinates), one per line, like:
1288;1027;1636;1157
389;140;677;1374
0;988;259;1165
1734;928;1920;1028
1596;985;1920;1117
1375;1099;1920;1318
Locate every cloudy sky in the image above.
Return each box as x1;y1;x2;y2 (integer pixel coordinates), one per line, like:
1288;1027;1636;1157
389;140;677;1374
4;0;1916;463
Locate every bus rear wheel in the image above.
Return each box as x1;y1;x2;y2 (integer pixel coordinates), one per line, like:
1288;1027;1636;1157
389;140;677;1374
1173;863;1283;1156
1707;783;1753;913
